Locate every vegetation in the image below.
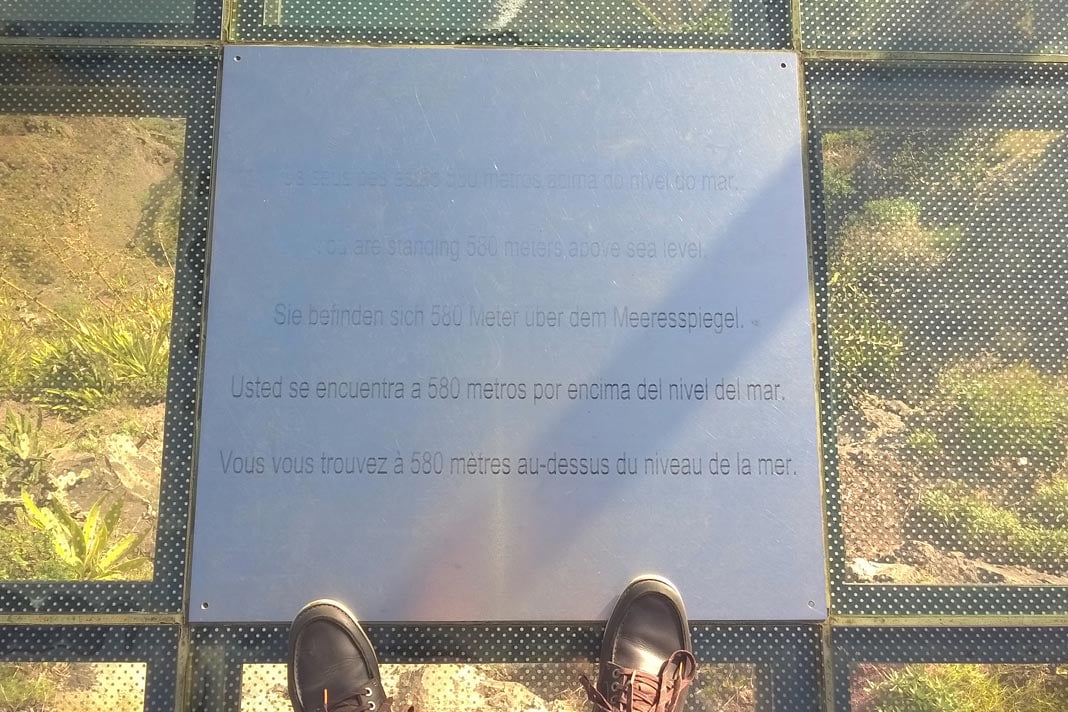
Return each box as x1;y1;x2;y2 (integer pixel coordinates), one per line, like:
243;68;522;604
0;411;50;492
0;664;57;712
25;281;172;414
825;124;1068;590
20;492;150;581
1026;479;1068;529
909;490;1068;575
827;270;905;405
866;664;1068;712
0;114;182;587
693;664;754;712
0;524;68;581
936;365;1068;468
0;662;144;712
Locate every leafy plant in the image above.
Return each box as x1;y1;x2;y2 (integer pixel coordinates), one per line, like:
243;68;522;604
821;130;873;210
0;307;29;394
28;280;172;414
831;198;953;285
0;524;67;581
694;663;754;712
0;410;50;490
20;491;150;581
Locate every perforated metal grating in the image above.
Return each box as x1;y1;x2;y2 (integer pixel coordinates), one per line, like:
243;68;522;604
801;0;1068;55
0;0;221;40
0;625;178;710
832;626;1068;710
237;662;760;712
808;60;1068;617
0;46;218;614
189;624;822;711
229;0;790;47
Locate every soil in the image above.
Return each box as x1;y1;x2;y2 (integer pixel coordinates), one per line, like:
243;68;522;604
0;115;182;310
836;396;922;559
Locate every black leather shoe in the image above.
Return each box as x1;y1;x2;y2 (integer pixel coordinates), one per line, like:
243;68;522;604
288;600;390;712
582;577;698;712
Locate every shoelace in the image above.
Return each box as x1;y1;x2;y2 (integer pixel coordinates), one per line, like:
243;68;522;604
580;650;698;712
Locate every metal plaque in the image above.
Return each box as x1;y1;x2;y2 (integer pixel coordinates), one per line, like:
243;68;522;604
190;46;824;622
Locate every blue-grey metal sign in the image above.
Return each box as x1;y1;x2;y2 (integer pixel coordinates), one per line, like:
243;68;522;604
191;46;825;622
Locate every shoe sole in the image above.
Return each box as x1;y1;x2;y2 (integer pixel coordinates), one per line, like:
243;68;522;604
287;599;380;712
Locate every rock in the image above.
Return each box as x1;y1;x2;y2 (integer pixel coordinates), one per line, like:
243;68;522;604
394;664;584;712
857;397;908;439
847;557;927;584
102;433;157;505
971;561;1068;587
974;563;1008;583
886;539;1068;586
891;539;942;567
882;399;914;417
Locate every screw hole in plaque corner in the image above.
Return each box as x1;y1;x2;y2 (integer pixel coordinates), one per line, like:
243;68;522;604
780;62;788;69
233;55;242;62
807;600;816;609
201;601;210;610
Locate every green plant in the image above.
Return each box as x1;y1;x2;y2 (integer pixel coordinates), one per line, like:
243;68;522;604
0;663;58;712
20;491;150;581
694;664;754;712
938;365;1068;468
909;489;1068;575
71;311;169;390
0;523;68;581
869;665;1004;712
821;130;873;211
1026;479;1068;529
868;664;1068;712
0;307;29;394
0;410;50;491
827;274;906;404
28;280;172;414
907;429;942;459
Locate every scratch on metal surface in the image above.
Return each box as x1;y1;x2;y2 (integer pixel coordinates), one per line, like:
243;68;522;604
414;88;437;143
